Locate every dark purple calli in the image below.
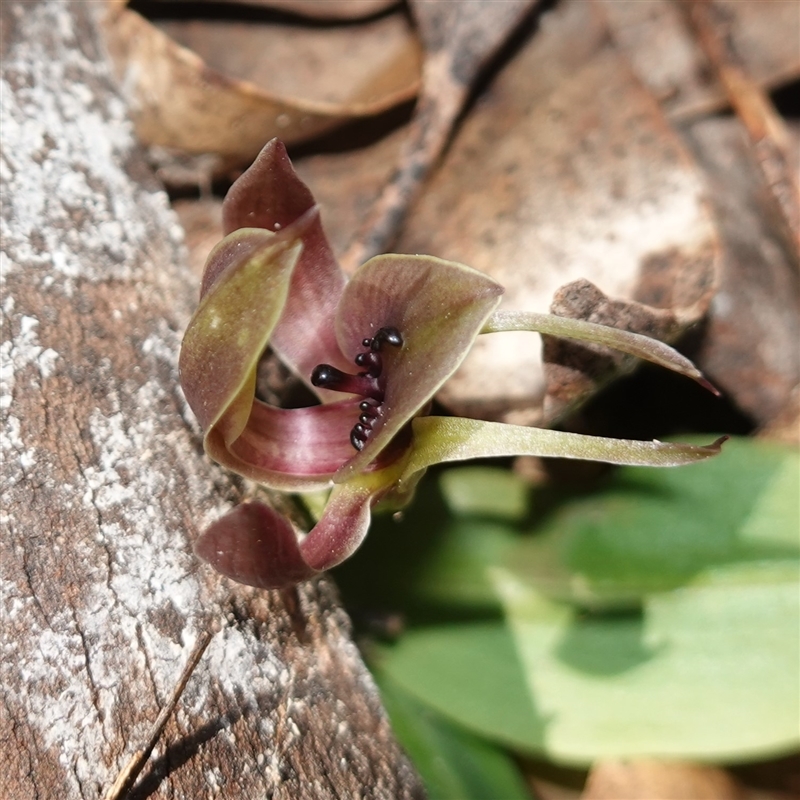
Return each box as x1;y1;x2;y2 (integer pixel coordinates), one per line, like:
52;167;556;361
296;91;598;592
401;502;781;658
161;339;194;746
179;139;725;589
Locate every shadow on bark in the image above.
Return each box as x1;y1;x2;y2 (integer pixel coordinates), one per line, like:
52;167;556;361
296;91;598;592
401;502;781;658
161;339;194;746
127;712;242;800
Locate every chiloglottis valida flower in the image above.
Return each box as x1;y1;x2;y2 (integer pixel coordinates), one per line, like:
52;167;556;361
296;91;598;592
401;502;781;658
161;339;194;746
179;139;726;589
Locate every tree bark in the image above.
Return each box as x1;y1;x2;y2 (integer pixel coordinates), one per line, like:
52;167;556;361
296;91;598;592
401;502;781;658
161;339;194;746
0;2;424;798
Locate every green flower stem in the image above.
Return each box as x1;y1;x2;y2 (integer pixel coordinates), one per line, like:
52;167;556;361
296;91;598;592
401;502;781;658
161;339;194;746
481;310;719;395
403;416;727;482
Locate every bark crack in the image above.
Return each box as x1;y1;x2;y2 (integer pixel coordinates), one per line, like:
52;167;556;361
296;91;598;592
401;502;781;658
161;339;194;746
20;545;51;631
135;622;160;705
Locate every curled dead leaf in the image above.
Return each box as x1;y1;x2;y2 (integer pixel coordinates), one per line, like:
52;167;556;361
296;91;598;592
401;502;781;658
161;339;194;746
599;0;800;121
101;3;421;163
541;279;684;424
684;119;800;426
398;0;720;423
342;0;538;268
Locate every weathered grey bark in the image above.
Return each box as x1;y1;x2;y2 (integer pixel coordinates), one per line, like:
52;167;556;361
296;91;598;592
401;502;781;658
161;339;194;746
0;3;424;798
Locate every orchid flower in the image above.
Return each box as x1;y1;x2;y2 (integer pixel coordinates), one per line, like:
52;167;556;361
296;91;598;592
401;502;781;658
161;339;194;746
179;140;725;589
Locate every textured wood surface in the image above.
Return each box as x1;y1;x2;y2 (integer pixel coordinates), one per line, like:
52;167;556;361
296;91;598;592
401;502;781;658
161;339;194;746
0;3;423;797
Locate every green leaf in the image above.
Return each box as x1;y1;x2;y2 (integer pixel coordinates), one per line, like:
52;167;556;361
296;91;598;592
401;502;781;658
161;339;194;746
338;438;797;615
376;620;548;752
378;563;800;765
376;673;534;800
507;437;800;607
342;438;800;763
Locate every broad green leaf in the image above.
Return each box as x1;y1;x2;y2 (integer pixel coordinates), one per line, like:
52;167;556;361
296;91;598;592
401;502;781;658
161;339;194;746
378;563;800;765
338;438;798;615
506;437;800;607
375;620;547;751
345;437;799;764
376;673;534;800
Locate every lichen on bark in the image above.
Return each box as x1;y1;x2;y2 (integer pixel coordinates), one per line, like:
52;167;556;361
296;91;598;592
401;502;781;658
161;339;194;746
0;2;423;798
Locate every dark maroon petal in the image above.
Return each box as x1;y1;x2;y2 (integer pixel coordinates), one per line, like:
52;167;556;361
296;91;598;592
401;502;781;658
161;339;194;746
194;502;317;589
222;139;350;382
194;481;377;588
223;139;316;235
299;483;374;571
271;215;351;388
204;398;360;491
334;254;503;480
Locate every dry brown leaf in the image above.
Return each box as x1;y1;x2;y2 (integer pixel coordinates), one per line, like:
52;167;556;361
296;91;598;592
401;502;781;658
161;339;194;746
529;780;583;800
582;760;742;800
397;0;719;423
200;0;398;19
341;0;538;268
683;0;799;260
757;386;800;447
684;118;800;426
295;125;408;264
600;0;800;120
158;14;416;107
101;3;421;163
541;280;683;424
